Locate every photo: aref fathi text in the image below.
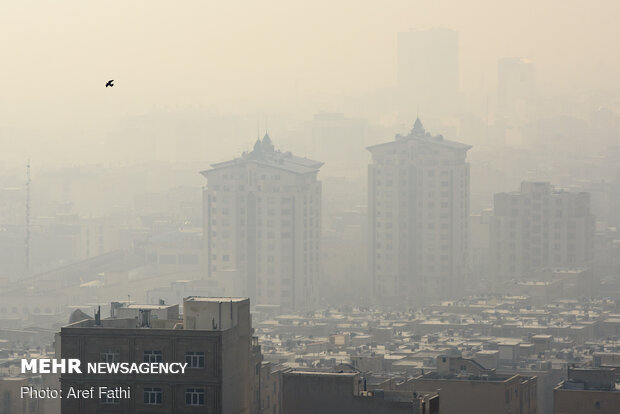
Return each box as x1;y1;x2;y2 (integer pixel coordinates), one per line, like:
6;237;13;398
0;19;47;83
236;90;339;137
21;386;131;400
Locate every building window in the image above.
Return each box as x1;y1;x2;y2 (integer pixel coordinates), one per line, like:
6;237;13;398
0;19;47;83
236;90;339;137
100;352;120;363
186;352;205;368
143;350;163;363
159;254;176;265
185;388;205;406
143;388;162;405
179;254;198;265
101;393;120;404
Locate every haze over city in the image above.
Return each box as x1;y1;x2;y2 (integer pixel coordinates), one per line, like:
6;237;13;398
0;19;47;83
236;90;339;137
1;1;619;414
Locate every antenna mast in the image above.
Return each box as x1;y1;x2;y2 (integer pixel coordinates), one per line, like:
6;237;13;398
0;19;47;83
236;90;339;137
25;160;31;274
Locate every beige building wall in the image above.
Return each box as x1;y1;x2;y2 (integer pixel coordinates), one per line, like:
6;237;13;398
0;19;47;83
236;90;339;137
491;182;594;281
368;118;471;303
202;135;323;311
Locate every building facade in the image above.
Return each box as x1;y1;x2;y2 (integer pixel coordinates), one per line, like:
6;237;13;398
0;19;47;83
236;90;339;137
400;355;537;414
201;135;323;311
491;182;595;281
554;367;620;414
367;118;471;303
281;370;439;414
59;297;258;414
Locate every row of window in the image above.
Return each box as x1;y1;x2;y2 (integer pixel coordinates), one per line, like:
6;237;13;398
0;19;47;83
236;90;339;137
102;388;205;406
100;351;205;368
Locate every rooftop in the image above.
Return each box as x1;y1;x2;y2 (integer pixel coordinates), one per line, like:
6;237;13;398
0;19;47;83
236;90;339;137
367;117;471;152
202;134;323;176
185;297;248;303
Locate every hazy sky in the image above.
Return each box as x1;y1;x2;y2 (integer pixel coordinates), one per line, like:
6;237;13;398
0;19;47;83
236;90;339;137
1;0;619;165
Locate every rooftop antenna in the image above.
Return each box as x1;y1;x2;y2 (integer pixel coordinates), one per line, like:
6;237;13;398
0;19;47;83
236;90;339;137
25;159;31;274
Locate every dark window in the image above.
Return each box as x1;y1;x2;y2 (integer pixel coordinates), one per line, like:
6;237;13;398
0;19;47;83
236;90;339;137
143;388;162;405
101;392;120;404
186;352;205;368
143;350;163;363
100;352;119;363
185;388;205;406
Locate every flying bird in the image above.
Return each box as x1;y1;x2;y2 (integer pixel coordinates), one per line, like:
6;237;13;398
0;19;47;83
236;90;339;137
105;80;114;88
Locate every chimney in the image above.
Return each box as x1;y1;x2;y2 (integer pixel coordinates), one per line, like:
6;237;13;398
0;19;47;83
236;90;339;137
140;309;151;328
95;306;101;326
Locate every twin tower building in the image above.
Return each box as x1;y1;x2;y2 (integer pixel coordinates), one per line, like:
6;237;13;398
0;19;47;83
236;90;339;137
201;119;471;310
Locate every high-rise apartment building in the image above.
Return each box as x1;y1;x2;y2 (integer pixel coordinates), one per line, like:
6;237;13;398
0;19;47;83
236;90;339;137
498;57;535;113
367;118;471;303
491;182;595;280
201;134;323;311
59;297;260;414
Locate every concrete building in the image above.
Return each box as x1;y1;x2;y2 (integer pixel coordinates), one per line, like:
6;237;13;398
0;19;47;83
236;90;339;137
59;297;259;414
554;367;620;414
281;370;439;414
469;208;493;284
491;182;595;281
367;118;471;303
0;377;41;414
498;57;536;114
401;355;537;414
201;134;323;311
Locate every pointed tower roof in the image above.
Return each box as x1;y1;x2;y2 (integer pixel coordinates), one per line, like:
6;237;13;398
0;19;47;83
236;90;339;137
412;117;426;136
262;133;274;152
253;138;262;152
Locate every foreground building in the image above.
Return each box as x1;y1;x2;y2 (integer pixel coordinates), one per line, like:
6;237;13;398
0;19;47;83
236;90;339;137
201;134;323;311
367;118;471;303
399;355;538;414
59;297;259;414
554;367;620;414
491;182;594;281
281;369;439;414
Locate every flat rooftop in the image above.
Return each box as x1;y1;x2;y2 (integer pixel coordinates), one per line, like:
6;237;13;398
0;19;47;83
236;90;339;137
419;372;519;382
185;297;248;303
285;370;358;377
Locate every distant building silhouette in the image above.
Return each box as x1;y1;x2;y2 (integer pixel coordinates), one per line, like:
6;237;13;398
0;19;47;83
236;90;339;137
201;134;323;311
498;57;535;114
367;118;471;303
491;182;595;280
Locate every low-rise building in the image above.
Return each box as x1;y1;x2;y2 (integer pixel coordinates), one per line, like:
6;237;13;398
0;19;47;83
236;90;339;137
554;367;620;414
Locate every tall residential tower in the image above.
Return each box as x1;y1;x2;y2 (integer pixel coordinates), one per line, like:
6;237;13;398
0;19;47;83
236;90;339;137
491;182;594;280
367;119;471;303
201;134;323;311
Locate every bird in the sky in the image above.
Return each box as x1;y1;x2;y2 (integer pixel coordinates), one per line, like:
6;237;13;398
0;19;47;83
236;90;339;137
105;80;114;88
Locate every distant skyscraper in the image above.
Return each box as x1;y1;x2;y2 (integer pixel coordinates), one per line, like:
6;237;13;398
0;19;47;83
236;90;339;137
367;118;471;303
498;57;535;113
491;182;594;280
397;28;459;108
201;134;323;311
